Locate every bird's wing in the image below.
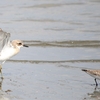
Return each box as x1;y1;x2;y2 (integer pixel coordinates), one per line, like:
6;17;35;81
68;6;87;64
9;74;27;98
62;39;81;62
0;29;10;52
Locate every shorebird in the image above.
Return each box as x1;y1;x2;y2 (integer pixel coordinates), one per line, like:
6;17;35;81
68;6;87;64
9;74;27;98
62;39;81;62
0;28;28;78
82;69;100;86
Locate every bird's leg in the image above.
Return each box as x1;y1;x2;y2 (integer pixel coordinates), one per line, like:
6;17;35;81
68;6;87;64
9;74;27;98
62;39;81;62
0;65;3;79
94;78;98;86
0;77;3;90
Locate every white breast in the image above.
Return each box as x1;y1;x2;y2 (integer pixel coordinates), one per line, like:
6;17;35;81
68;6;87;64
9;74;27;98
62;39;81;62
88;73;100;80
0;46;19;61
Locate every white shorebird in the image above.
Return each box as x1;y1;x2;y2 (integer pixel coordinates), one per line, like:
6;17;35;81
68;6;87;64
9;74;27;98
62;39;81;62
0;29;28;78
82;69;100;86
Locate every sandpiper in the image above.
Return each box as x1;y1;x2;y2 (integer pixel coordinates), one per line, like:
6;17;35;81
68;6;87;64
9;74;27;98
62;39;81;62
0;28;28;78
82;69;100;86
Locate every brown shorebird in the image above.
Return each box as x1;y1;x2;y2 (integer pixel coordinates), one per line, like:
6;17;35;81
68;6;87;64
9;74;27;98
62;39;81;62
82;69;100;86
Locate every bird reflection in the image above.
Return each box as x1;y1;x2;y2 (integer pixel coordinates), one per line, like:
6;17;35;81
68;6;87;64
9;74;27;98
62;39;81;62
0;78;10;100
87;87;100;99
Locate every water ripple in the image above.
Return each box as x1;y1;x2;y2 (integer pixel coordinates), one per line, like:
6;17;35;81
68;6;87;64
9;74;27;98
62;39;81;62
8;59;100;64
21;3;85;8
23;40;100;48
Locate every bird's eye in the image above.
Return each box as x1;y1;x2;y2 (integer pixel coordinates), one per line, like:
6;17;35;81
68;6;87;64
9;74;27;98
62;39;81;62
18;43;22;45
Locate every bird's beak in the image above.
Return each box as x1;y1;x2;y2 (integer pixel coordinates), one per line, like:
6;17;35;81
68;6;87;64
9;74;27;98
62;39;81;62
23;44;29;47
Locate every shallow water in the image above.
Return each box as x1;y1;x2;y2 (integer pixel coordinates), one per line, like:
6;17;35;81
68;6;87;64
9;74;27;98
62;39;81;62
0;0;100;100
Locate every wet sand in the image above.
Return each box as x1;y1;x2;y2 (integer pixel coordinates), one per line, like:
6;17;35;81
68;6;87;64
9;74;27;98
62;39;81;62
0;0;100;100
